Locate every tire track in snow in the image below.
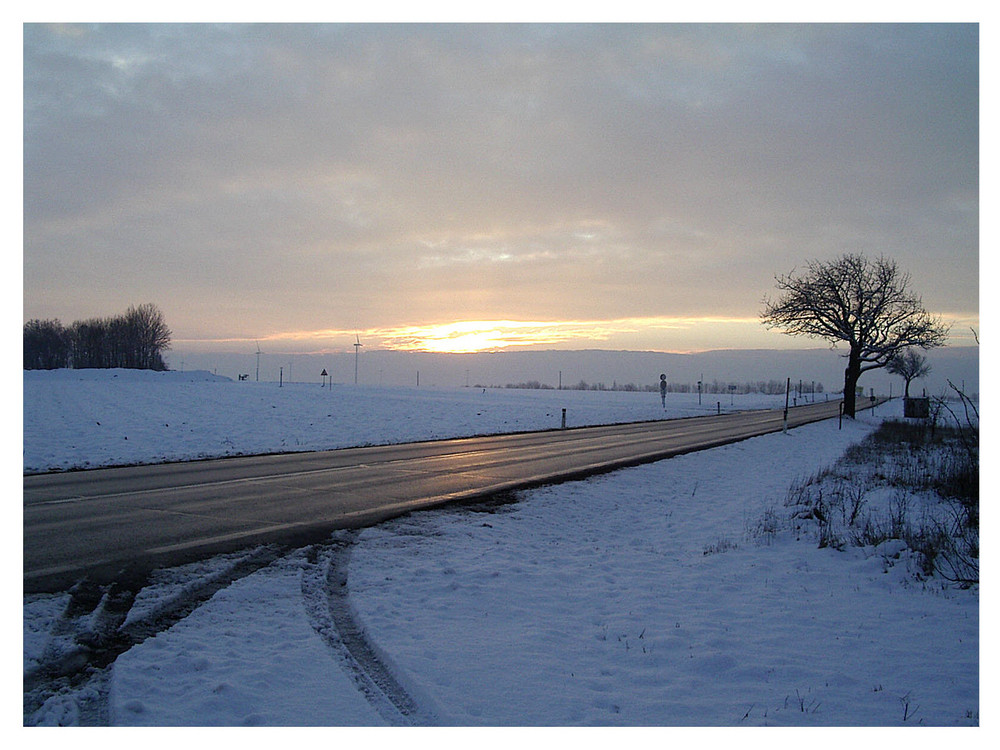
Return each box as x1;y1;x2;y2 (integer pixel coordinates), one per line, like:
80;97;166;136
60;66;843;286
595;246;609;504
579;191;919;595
24;546;286;725
301;531;435;726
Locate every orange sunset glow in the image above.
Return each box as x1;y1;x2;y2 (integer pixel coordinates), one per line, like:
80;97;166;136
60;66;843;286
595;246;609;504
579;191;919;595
172;315;823;356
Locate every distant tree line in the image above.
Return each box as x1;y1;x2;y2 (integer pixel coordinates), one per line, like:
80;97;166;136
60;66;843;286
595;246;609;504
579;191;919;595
499;379;824;395
24;303;171;371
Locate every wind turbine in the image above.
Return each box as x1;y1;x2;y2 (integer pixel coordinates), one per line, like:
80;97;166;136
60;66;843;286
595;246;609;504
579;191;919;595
255;340;262;382
354;333;363;385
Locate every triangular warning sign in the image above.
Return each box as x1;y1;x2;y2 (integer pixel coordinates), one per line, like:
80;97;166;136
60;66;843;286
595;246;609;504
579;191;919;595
321;369;328;376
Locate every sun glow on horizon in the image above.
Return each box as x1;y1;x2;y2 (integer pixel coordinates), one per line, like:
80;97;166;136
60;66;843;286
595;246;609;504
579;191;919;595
375;317;779;353
171;308;977;356
174;317;769;354
374;320;598;352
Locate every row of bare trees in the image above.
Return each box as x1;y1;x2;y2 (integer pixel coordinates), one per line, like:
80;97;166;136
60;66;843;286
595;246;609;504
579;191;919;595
502;379;824;394
24;303;172;371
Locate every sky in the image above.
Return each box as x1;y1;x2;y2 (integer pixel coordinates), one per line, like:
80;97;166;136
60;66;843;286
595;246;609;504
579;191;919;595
22;18;980;357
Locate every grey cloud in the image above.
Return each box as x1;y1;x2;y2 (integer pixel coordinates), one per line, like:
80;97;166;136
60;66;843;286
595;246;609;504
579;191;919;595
24;23;978;343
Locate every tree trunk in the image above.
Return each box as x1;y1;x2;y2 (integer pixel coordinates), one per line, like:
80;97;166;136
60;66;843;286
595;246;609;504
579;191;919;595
842;349;862;418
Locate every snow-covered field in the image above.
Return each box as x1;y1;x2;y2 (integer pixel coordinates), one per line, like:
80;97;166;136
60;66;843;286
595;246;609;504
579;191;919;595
22;368;797;473
22;369;979;730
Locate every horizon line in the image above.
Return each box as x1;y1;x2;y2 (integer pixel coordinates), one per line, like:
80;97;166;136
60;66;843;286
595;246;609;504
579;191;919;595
169;313;979;354
168;343;981;356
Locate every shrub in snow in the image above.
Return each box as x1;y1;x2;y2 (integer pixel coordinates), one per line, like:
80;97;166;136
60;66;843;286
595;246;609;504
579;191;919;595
754;418;978;587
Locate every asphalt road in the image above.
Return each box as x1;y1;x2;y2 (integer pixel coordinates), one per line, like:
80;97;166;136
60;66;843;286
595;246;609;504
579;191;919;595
24;399;855;593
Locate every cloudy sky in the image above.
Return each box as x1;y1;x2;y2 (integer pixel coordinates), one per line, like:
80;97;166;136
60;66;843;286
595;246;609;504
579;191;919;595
23;22;979;356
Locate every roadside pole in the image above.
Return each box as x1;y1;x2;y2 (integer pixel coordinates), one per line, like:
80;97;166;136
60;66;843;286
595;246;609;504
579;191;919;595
783;377;790;434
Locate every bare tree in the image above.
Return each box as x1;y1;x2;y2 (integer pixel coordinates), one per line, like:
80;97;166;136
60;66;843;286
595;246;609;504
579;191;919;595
762;254;948;417
887;349;931;398
69;318;108;369
123;303;171;370
23;319;70;369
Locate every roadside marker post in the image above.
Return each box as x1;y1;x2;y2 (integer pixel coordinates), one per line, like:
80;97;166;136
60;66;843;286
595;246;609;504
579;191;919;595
783;377;790;434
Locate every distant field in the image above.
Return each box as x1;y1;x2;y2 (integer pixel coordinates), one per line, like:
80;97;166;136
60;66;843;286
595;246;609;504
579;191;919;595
23;368;796;473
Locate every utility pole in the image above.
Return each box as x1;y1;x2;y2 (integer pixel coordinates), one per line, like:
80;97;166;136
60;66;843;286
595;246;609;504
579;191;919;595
354;333;363;385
